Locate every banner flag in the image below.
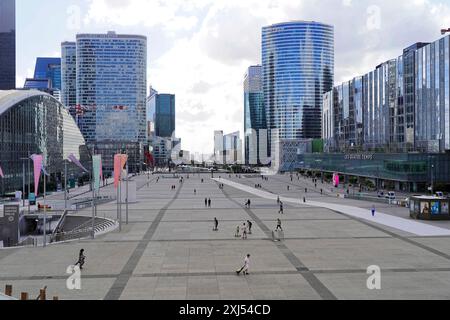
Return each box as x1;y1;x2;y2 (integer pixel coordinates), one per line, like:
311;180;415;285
68;153;89;173
114;154;122;189
120;154;128;169
30;154;43;196
93;155;102;191
0;164;4;178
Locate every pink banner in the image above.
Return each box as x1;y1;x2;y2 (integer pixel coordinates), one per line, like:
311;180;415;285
333;173;340;187
30;154;43;196
0;164;4;178
114;154;122;189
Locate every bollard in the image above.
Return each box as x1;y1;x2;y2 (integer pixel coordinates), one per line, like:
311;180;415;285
21;292;29;300
5;285;12;296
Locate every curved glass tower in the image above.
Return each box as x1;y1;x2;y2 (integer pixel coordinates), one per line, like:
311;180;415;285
262;21;334;140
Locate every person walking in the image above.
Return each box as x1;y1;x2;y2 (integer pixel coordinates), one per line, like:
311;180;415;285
241;223;248;240
276;219;283;231
213;218;219;231
247;220;253;234
277;196;280;204
236;254;251;276
208;198;212;208
205;198;208;207
247;199;251;209
279;202;284;214
74;249;86;270
371;205;376;217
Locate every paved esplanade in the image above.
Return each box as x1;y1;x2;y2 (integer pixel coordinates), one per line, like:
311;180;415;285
2;174;450;300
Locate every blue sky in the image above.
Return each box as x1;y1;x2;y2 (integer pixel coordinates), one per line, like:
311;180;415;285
15;0;450;154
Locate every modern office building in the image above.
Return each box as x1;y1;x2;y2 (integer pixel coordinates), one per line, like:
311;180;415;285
61;42;77;119
146;86;158;140
301;34;450;191
244;65;267;166
0;0;16;90
24;58;61;99
154;94;176;138
262;21;334;142
0;90;89;195
61;32;147;173
214;131;242;165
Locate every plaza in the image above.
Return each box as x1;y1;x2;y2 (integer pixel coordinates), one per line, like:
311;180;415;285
1;173;450;300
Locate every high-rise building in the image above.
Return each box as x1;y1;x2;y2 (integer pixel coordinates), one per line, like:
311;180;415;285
154;94;176;138
146;86;158;139
24;57;61;99
61;32;147;173
323;34;450;154
61;42;77;118
214;131;242;164
244;65;267;166
0;0;16;90
262;21;334;142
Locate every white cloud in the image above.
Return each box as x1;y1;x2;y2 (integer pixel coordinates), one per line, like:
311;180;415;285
81;0;450;154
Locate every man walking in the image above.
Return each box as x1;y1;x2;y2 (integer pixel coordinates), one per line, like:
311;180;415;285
247;220;253;234
236;254;251;276
279;202;284;214
372;205;376;217
205;198;208;207
213;218;219;231
208;198;212;208
276;219;283;231
74;249;86;270
241;223;248;240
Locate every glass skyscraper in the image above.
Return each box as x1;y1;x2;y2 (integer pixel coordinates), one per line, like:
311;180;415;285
323;34;450;155
154;94;176;138
262;21;334;141
244;65;266;165
61;32;147;173
0;0;16;90
61;42;77;119
24;57;61;99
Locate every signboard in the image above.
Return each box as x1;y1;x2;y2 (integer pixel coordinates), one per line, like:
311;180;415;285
1;205;20;247
344;154;374;161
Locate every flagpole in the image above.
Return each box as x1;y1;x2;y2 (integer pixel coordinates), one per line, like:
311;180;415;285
91;148;95;239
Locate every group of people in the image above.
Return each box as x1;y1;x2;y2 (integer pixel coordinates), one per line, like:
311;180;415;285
170;185;177;190
235;221;253;240
218;183;225;189
254;184;263;189
204;198;212;207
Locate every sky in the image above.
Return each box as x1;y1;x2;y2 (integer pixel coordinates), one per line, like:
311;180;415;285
16;0;450;154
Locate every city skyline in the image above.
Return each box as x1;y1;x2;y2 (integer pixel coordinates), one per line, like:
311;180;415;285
14;0;450;154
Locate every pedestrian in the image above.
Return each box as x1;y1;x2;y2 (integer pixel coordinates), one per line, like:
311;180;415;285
276;219;283;231
208;198;211;208
235;225;240;238
305;188;308;193
213;218;219;231
247;199;251;208
277;196;280;204
241;223;248;240
247;220;253;234
303;197;306;203
236;254;251;276
372;205;376;217
320;189;323;195
205;198;208;207
194;189;197;195
279;202;284;214
287;186;290;191
74;249;86;270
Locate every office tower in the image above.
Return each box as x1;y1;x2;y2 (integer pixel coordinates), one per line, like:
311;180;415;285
154;94;176;138
262;21;334;141
323;34;450;154
0;0;16;90
64;31;147;173
146;86;158;140
61;42;77;118
214;130;224;163
24;57;61;99
244;65;267;166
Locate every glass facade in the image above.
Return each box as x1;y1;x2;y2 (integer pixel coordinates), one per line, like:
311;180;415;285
61;42;77;119
262;21;334;141
154;94;175;138
23;57;61;98
323;35;450;154
244;65;266;165
65;32;147;173
0;90;88;194
0;0;15;90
